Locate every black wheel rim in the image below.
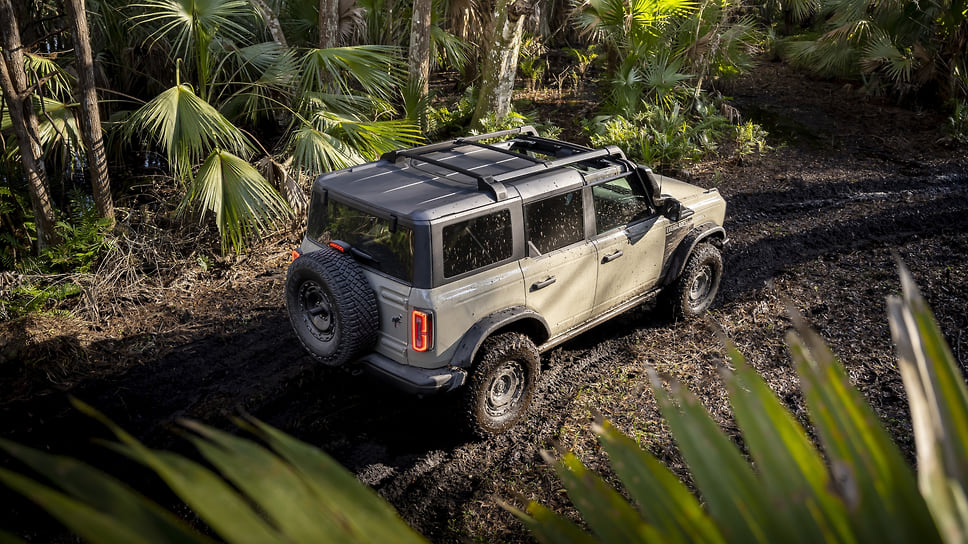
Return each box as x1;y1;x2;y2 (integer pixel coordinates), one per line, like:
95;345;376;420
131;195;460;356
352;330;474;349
688;265;714;308
299;280;338;344
485;360;526;418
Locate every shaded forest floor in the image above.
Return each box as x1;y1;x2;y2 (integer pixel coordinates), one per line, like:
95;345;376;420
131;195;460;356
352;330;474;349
1;60;967;542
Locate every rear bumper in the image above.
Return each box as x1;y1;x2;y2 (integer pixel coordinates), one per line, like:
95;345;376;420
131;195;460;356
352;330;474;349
359;353;466;395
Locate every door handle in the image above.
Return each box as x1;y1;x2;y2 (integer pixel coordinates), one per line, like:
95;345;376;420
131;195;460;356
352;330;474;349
531;276;557;291
602;250;623;263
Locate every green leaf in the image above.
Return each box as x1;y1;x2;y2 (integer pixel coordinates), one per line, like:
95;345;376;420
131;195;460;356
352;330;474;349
552;451;658;542
245;418;428;544
126;84;252;182
501;498;597;544
132;0;253;65
0;528;27;543
0;467;159;544
647;368;780;543
0;439;206;543
593;419;725;544
182;421;360;544
72;401;284;543
299;46;405;102
788;311;942;544
188;149;291;253
721;345;855;544
289;114;421;175
888;262;968;544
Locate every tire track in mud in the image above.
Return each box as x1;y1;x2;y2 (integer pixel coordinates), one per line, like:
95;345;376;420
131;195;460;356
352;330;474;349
342;332;640;538
720;169;968;300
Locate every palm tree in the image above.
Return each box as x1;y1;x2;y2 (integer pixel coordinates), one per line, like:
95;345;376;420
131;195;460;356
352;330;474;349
573;0;758;115
66;0;115;227
784;0;967;101
124;0;421;252
0;0;59;250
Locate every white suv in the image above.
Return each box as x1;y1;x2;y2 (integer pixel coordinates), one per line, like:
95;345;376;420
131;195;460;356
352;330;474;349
286;127;727;435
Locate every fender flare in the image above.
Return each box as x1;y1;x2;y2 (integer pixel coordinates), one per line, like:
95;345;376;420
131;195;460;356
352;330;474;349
450;306;549;368
661;222;727;286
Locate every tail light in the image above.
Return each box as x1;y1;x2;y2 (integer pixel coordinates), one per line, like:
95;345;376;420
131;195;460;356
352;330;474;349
411;309;433;352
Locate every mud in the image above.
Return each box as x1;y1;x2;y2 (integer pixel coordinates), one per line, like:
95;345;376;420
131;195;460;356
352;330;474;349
2;61;968;542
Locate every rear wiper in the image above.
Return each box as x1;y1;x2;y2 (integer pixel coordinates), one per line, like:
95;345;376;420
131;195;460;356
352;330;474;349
350;247;379;265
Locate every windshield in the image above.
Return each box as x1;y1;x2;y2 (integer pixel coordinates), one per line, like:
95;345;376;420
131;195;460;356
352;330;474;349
307;194;414;283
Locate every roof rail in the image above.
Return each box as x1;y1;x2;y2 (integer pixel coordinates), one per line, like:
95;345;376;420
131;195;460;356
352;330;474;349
387;150;509;200
492;145;627;184
380;125;539;162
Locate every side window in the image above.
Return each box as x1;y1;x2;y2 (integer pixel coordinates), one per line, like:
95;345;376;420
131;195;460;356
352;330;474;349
592;176;653;234
525;190;584;255
442;209;513;277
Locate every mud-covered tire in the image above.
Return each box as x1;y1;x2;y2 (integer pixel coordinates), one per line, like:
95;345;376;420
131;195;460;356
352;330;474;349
285;247;378;366
664;243;723;320
463;333;539;437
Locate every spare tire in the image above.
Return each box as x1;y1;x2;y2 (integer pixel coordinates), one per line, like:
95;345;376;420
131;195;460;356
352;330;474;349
285;247;378;366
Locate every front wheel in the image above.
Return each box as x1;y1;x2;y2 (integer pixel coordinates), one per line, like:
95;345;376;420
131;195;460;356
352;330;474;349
664;243;723;320
463;333;539;437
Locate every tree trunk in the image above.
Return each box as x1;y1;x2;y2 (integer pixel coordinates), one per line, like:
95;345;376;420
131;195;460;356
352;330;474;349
408;0;432;97
471;0;534;127
318;0;339;48
251;0;288;46
0;0;58;250
65;0;115;227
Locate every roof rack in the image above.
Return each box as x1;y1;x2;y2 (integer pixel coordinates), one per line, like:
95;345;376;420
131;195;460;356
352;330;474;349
381;126;540;162
379;128;628;201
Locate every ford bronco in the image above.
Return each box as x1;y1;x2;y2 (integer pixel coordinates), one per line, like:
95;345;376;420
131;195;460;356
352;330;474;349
286;126;726;436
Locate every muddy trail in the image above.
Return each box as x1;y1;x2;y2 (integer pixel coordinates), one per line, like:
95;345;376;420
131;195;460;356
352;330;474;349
2;62;968;542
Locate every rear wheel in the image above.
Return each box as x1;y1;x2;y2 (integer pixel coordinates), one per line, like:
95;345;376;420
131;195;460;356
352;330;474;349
285;248;378;366
463;333;539;437
665;243;723;320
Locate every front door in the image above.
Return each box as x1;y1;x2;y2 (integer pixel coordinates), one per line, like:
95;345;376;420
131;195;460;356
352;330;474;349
590;175;666;314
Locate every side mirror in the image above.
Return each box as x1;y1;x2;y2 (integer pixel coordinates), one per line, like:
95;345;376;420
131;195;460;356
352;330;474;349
664;200;695;223
665;200;682;222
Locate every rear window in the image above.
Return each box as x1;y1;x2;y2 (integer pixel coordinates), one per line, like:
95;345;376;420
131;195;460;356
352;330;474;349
307;194;413;282
526;190;584;254
442;209;513;277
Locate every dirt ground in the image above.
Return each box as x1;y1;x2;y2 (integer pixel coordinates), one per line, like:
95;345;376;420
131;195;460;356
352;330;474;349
2;61;967;542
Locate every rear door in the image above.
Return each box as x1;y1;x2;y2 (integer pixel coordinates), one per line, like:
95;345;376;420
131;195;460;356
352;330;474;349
519;189;598;334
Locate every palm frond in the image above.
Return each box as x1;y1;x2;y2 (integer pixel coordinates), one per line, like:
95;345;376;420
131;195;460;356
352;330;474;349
0;439;209;543
290;123;364;173
513;265;960;544
131;0;254;58
0;400;428;543
126;83;252;181
784;38;859;78
430;24;471;72
861;33;915;83
788;307;940;542
213;41;298;124
888;262;968;544
25;53;74;102
289;113;421;175
298;45;405;102
34;97;83;174
642;53;693;109
187;149;291;253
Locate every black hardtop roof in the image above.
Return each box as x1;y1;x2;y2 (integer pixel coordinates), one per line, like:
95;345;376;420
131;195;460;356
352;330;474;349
313;127;634;222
